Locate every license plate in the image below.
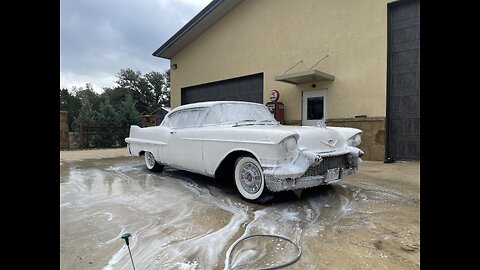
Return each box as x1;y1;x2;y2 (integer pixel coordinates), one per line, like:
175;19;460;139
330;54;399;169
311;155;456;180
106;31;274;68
325;168;340;182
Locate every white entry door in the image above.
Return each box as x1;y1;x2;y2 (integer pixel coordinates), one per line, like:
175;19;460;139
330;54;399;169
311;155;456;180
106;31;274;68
302;89;327;126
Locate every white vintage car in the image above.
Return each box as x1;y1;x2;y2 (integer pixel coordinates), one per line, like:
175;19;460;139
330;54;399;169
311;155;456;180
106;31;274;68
125;101;363;203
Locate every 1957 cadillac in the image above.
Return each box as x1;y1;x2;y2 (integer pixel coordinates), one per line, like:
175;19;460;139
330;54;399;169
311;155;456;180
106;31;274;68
125;101;363;203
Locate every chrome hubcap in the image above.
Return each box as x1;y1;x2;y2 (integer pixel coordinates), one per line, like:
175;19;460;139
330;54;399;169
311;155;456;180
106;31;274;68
146;152;155;167
240;162;262;194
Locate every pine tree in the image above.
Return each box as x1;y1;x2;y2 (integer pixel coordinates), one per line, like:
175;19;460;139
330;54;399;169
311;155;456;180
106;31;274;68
60;88;82;130
118;95;141;130
94;98;120;147
74;99;96;130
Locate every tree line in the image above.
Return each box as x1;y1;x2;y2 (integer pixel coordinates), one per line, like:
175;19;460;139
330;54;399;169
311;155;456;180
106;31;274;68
60;68;170;147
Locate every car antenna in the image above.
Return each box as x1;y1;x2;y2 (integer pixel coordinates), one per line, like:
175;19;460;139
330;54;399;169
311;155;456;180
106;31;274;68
121;233;136;270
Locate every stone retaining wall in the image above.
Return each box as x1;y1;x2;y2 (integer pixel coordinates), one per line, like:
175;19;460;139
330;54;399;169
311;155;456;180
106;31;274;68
327;117;385;161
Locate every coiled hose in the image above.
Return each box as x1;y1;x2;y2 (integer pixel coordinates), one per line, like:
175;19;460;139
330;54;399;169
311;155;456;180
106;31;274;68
225;234;302;270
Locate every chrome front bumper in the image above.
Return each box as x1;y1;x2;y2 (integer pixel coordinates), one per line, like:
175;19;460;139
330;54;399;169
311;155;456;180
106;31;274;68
263;147;363;192
264;166;357;192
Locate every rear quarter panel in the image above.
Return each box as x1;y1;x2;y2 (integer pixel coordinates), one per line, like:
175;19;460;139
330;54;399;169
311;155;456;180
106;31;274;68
125;125;170;163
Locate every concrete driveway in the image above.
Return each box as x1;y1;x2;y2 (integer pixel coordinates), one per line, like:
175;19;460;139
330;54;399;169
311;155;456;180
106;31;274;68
60;148;419;269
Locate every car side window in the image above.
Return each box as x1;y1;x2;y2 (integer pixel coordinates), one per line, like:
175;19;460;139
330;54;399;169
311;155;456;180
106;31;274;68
167;111;183;128
167;108;207;129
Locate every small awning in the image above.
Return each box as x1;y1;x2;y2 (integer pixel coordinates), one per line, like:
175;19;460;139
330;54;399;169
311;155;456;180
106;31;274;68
275;69;335;85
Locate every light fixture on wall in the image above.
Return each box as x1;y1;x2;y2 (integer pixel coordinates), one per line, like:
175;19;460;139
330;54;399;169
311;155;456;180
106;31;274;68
171;64;177;69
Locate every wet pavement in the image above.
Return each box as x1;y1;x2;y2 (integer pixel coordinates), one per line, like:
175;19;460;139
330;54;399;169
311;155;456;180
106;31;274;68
60;155;419;270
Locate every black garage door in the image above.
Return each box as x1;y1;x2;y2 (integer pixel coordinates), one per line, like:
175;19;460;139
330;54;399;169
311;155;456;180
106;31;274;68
181;73;263;105
386;0;420;161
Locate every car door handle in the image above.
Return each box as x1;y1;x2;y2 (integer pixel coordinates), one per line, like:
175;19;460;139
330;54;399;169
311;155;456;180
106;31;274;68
170;131;176;134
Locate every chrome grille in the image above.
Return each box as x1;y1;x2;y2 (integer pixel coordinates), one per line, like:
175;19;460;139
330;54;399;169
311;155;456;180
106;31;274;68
303;154;349;177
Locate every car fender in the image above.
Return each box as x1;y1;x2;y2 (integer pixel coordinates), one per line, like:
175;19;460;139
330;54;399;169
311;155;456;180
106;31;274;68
327;126;362;140
205;145;265;176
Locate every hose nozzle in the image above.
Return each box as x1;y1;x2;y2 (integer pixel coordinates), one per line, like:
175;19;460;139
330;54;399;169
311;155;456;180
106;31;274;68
121;233;131;246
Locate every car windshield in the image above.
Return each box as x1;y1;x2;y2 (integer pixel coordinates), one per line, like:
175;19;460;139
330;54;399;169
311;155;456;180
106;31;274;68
204;103;277;125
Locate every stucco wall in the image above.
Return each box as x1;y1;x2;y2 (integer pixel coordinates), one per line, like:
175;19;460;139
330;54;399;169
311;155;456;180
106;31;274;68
170;0;388;122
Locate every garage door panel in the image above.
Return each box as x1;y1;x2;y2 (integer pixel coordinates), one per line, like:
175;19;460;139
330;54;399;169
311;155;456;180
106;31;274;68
391;72;420;95
390;140;418;160
389;65;420;75
387;0;420;161
392;25;420;43
181;73;263;105
391;50;419;69
390;0;419;22
391;41;420;53
415;142;420;158
389;86;419;98
391;19;420;32
389;96;419;119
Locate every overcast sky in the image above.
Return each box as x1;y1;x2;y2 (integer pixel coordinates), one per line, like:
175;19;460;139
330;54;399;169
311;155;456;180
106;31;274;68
60;0;212;92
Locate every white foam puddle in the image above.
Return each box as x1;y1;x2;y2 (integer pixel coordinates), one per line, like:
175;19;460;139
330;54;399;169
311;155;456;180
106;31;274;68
353;182;412;202
62;160;419;270
93;168;249;270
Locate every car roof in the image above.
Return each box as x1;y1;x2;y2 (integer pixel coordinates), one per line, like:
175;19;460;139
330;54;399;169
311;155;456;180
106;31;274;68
168;101;263;114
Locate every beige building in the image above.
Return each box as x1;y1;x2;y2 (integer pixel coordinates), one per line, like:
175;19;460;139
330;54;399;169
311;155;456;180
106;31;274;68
153;0;420;161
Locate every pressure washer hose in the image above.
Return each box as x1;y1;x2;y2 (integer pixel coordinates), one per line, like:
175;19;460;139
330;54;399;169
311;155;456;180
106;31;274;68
225;234;302;270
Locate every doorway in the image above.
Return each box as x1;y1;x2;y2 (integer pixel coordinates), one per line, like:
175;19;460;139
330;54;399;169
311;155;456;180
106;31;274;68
302;89;327;126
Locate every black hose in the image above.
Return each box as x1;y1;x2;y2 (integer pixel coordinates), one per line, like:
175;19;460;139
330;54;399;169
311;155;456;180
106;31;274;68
225;234;302;270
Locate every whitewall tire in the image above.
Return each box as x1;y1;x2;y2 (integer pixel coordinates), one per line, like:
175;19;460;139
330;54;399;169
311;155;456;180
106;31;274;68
144;151;164;172
234;156;273;203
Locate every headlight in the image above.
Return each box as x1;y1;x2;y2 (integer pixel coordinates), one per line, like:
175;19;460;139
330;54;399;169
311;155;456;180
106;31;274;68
283;137;297;152
348;133;362;146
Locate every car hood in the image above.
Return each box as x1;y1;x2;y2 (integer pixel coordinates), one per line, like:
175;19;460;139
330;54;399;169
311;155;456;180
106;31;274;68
238;125;348;152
